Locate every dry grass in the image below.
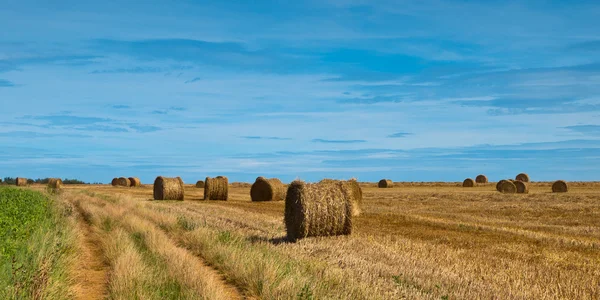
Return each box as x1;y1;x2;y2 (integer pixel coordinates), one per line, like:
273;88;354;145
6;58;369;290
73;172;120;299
41;182;600;299
250;177;285;202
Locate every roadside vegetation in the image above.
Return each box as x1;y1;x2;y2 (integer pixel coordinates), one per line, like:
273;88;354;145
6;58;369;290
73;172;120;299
0;186;77;299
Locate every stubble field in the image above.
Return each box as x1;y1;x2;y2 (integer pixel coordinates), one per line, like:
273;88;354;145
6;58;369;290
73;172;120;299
24;182;600;299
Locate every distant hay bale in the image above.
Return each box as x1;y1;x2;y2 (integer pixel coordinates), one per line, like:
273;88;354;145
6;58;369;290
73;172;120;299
195;180;205;188
462;178;475;187
514;181;529;194
47;178;63;189
552;180;568;193
128;177;141;187
251;177;286;202
378;179;393;188
16;177;27;186
499;181;517;194
475;175;488;184
153;176;184;200
117;177;130;187
111;178;118;186
319;178;362;216
516;173;530;182
204;176;229;200
284;180;353;241
496;180;508;192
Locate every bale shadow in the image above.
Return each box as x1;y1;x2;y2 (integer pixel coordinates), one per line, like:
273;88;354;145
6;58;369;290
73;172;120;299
248;235;293;245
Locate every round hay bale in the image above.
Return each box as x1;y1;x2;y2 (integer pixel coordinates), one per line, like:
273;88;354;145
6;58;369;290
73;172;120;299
318;179;362;216
16;177;27;186
516;173;530;182
514;181;529;194
284;180;353;241
499;181;517;194
475;174;488;183
128;177;141;187
195;180;205;188
153;176;184;200
204;176;229;200
116;177;130;187
552;180;568;193
47;178;63;189
462;178;475;187
251;177;286;202
111;178;118;186
378;179;393;188
496;180;508;192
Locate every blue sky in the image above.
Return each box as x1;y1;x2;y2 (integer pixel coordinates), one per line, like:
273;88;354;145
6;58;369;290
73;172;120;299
1;0;600;183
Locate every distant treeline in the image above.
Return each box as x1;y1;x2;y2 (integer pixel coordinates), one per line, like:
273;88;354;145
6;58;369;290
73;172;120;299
1;177;89;185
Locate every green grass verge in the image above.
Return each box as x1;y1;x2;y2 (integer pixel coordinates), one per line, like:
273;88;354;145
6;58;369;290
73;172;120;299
0;187;76;299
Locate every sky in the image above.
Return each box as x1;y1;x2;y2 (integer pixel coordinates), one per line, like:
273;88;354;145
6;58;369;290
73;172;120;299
1;0;600;184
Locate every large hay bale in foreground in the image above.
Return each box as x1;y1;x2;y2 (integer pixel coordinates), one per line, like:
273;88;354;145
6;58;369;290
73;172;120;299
514;181;529;194
285;180;353;241
319;179;362;216
378;179;393;188
153;176;184;200
251;177;286;201
499;181;517;194
204;176;228;200
552;180;568;193
128;177;141;187
516;173;530;182
111;178;118;186
475;175;488;184
195;180;205;188
496;180;508;192
47;178;63;189
16;177;27;186
116;177;130;187
463;178;475;187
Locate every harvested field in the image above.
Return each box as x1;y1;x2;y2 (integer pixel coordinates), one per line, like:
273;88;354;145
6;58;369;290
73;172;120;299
29;182;600;299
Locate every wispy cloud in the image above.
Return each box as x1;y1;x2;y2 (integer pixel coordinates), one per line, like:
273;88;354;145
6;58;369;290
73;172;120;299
90;67;162;74
111;105;130;109
0;131;91;138
241;136;292;140
22;114;112;126
151;110;168;115
312;138;366;144
387;132;413;138
73;125;129;133
185;77;201;84
128;124;161;133
0;79;15;87
563;125;600;135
